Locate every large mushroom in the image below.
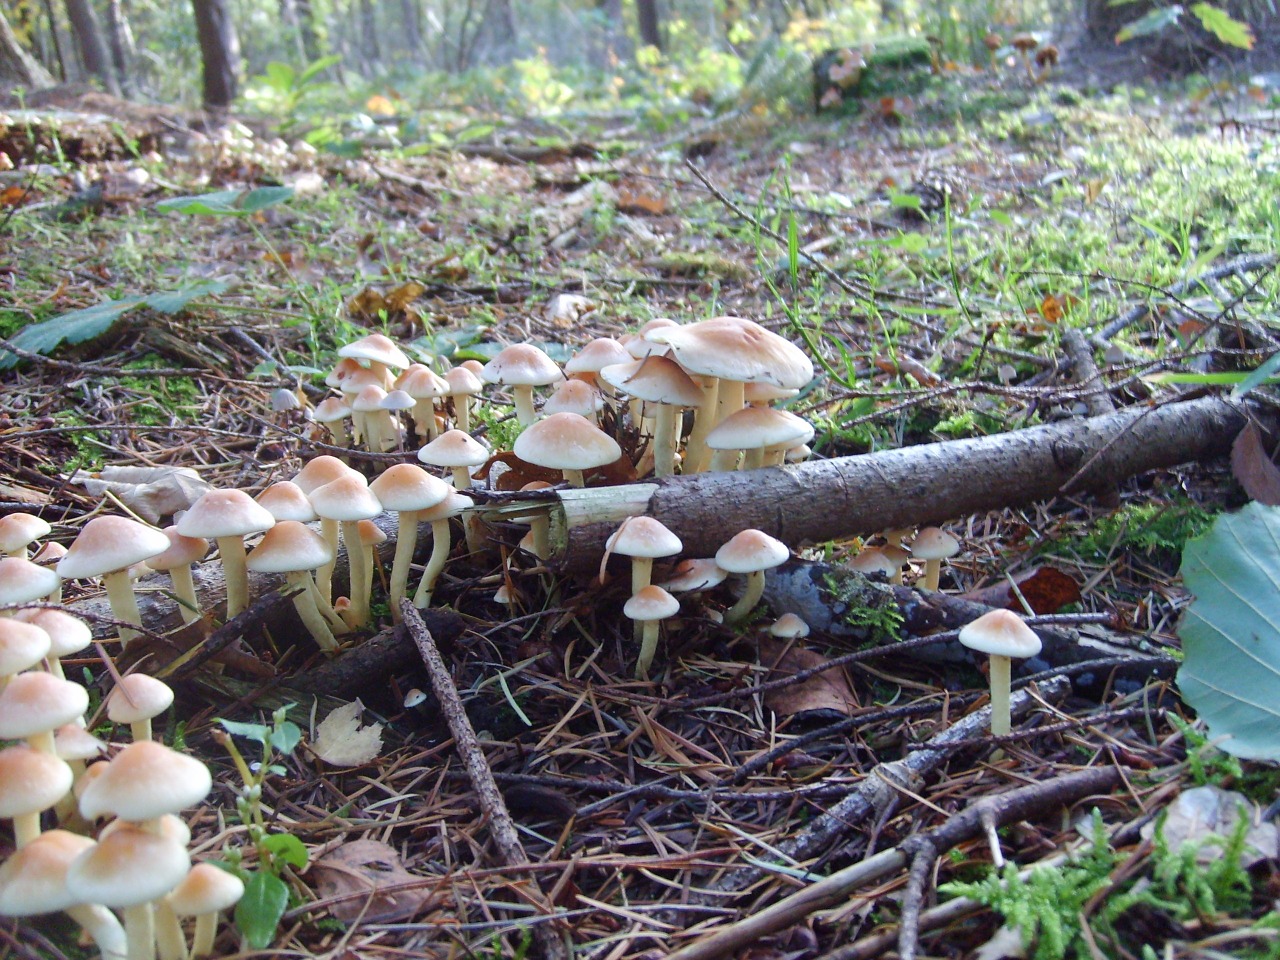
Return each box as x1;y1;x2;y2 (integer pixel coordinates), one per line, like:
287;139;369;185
246;520;342;654
292;455;358;603
715;529;790;625
57;517;170;646
600;356;704;477
480;343;565;428
369;465;453;619
307;473;382;629
175;490;276;620
513;412;622;488
338;332;411;387
0;514;51;559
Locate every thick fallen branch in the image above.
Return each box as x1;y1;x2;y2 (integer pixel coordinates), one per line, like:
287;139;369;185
535;394;1268;571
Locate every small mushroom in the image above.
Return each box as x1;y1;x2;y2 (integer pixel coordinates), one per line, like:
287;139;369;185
715;529;790;625
625;585;680;680
957;609;1042;742
913;527;959;591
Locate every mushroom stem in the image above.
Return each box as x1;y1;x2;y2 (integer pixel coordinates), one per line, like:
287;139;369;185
102;569;145;646
635;619;661;680
726;570;766;625
682;376;719;474
130;719;153;742
340;521;371;628
167;565;202;625
714;379;746;433
316;518;340;604
512;385;538;427
563;469;586;488
923;558;942;592
285;572;339;654
709;447;742;472
454;395;472;433
388;512;421;621
65;904;128;960
412;519;453;608
153;898;186;960
988;654;1012;738
214;536;250;619
449;466;471;491
307;579;349;633
630;556;656;642
123;903;156;960
190;912;221;959
12;810;41;847
529;515;550;559
653;404;679;478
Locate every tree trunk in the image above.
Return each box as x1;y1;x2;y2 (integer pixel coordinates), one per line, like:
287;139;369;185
590;0;628;69
474;0;515;65
64;0;120;94
534;394;1270;571
191;0;240;110
398;0;421;60
635;0;661;50
38;0;69;81
103;0;135;95
294;0;320;61
359;0;379;72
0;7;54;87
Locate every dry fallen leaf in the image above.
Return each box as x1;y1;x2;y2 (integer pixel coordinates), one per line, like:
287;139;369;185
1230;422;1280;506
309;838;438;922
759;637;859;718
72;466;210;524
312;700;383;767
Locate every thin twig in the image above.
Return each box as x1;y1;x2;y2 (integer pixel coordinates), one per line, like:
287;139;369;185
400;600;569;960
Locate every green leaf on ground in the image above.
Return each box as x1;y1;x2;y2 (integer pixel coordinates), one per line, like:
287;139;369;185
1116;5;1183;42
0;280;230;369
157;187;295;216
235;871;290;949
1177;502;1280;759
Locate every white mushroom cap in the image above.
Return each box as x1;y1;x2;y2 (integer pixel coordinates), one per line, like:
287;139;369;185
624;585;680;621
55;518;169;580
308;473;382;522
358;519;387;548
325;357;362;389
381;389;416;414
77;740;212;822
715;529;790;573
105;674;175;726
513;413;622;472
658;558;728;592
146;525;210;571
15;608;91;658
913;527;960;561
443;366;484;397
848;547;900;578
291;455;356;495
769;613;810;638
564;338;632;377
30;541;67;566
396;365;450;399
370;464;454;512
338;333;411;370
957;609;1042;659
606;517;683;559
705;406;814;451
53;724;105;762
66;823;191;907
0;829;94;914
418;430;491;469
168;862;245;916
175;490;276;542
311;397;353;425
0;514;52;554
629;318;680;358
352;383;388;413
647;316;814;389
0;672;90;739
542;379;606;418
480;343;564;387
420;492;474;522
599;356;704;406
245;521;334;575
255;482;318;523
0;745;73;818
338;366;386;398
0;556;60;603
0;618;51;675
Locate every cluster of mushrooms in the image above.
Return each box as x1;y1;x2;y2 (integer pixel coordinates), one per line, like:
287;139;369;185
0;315;1049;957
0;567;237;960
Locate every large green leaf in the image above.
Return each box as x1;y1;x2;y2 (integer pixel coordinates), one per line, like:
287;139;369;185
1191;2;1254;48
235;871;289;949
0;280;230;369
157;187;294;216
1177;502;1280;759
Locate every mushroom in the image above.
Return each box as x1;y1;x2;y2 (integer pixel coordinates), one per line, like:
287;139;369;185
352;384;395;453
175;490;276;620
513;412;622;488
245;520;342;654
396;364;451;441
658;558;728;593
564;337;632;392
480;343;565;428
715;529;790;625
625;585;680;680
310;397;354;449
913;526;959;591
0;745;73;846
370;464;453;619
0;829;129;960
443;365;485;434
412;492;474;609
769;612;810;639
542;378;607;425
418;429;491;491
255;481;318;523
145;526;209;625
957;609;1042;743
56;517;170;645
0;555;61;609
167;863;245;959
106;673;174;742
380;389;417;452
292;455;358;603
705;405;814;472
599;356;704;477
0;513;51;559
0;617;50;684
307;473;383;629
338;332;411;387
0;671;90;755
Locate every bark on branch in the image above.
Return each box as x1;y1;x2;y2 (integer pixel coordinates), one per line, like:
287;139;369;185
533;394;1268;572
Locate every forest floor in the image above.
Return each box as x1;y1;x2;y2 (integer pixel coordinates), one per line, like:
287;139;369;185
3;61;1280;960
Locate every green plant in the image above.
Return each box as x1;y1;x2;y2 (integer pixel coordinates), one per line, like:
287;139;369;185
214;706;308;950
242;55;343;128
1169;714;1244;786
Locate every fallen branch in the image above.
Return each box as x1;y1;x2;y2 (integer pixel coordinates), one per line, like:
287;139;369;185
533;393;1267;571
400;600;568;960
665;761;1121;960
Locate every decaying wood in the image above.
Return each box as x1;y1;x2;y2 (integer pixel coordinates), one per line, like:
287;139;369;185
539;393;1271;570
762;561;1174;680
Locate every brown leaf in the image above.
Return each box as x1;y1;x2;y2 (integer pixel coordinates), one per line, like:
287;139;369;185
758;638;859;718
346;287;388;322
384;281;426;312
309;839;440;923
1231;422;1280;506
616;189;667;216
958;566;1081;615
